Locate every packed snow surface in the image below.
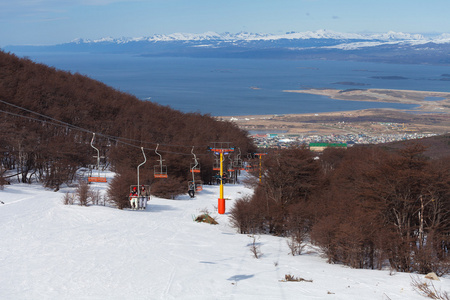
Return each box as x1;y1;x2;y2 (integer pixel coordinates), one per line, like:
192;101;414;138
0;173;448;299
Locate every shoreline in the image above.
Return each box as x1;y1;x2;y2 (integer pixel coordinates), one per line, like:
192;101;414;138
218;88;450;136
283;88;450;113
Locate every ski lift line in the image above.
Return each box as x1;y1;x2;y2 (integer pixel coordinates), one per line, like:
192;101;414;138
0;101;210;150
0;109;228;159
0;100;242;158
0;100;92;134
0;107;208;157
1;101;210;152
0;106;212;157
0;109;91;134
103;134;200;149
1;99;229;152
96;136;212;158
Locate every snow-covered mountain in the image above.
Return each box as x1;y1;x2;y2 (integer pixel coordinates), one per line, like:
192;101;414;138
5;30;450;65
71;30;432;44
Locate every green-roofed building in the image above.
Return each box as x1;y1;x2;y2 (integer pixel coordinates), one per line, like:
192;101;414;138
309;142;347;152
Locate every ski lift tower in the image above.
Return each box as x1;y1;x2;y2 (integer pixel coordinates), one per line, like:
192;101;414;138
209;142;234;214
254;153;267;183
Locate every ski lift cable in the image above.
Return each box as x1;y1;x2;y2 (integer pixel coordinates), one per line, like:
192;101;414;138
0;100;234;157
0;107;199;156
0;109;90;133
0;99;92;134
0;107;218;158
1;99;213;150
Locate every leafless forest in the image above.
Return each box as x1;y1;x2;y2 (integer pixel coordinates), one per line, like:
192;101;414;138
232;145;450;274
0;51;254;206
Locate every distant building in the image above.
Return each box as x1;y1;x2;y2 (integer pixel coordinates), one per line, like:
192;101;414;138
309;142;347;152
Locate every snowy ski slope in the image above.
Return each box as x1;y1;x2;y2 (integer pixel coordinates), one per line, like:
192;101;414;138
0;173;447;299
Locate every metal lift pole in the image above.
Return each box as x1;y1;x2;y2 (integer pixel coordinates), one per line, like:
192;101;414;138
219;151;224;202
191;147;198;183
137;147;146;188
90;133;100;177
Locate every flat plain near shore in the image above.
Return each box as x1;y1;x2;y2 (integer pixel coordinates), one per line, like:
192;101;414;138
219;89;450;135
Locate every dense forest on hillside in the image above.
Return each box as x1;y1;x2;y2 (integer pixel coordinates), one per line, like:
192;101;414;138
0;51;255;204
232;144;450;274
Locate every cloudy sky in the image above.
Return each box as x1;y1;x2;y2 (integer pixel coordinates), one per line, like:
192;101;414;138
1;0;449;46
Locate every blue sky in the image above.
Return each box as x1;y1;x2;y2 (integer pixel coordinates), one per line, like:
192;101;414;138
1;0;449;46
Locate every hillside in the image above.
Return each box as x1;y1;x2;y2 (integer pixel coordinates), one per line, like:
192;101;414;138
0;51;254;194
0;174;443;299
380;133;450;159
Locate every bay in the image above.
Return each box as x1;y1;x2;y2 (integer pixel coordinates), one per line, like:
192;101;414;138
17;52;450;116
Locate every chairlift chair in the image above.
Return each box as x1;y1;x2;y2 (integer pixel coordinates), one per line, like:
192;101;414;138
88;176;107;183
195;180;203;192
213;157;220;171
233;158;243;169
245;163;257;172
227;156;235;172
154;144;168;178
190;163;201;173
154;165;168;178
129;147;149;210
233;147;244;170
129;184;150;210
87;133;107;183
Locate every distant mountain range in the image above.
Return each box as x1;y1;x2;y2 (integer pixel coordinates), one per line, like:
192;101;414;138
5;30;450;65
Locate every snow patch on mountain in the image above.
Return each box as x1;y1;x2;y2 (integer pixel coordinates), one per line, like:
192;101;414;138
433;33;450;44
325;41;392;50
70;30;438;45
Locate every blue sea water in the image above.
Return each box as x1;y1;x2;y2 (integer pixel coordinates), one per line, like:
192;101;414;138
17;52;450;116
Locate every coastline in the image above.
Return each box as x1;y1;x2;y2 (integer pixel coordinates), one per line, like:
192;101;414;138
283;88;450;113
218;88;450;136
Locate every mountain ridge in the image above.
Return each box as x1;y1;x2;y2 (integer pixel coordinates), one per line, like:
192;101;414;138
5;30;450;65
69;30;442;44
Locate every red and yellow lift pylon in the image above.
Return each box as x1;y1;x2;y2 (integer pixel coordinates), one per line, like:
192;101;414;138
209;143;234;214
254;153;267;183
